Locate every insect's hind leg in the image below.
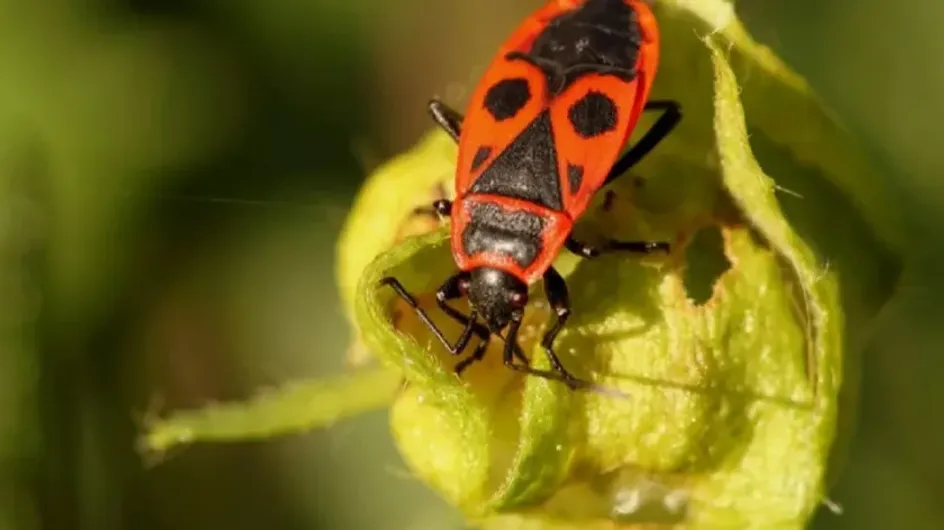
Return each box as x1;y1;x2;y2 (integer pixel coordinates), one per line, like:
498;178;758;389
604;99;681;186
578;100;678;259
428;99;464;142
565;236;670;259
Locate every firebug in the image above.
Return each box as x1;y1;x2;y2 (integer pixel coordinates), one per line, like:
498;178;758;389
381;0;681;390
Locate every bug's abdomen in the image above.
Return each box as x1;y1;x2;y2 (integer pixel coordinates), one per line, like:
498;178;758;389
508;0;646;94
532;0;641;72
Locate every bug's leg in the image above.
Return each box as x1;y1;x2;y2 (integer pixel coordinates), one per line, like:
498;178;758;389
501;318;591;391
565;236;670;259
433;274;532;371
604;99;681;186
410;195;452;218
428;99;464;142
434;271;492;358
452;327;530;374
453;335;490;374
540;267;577;377
380;274;476;355
385;271;507;375
433;199;452;216
497;268;594;390
434;272;482;332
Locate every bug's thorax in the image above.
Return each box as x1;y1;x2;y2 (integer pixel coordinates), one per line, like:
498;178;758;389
450;194;572;285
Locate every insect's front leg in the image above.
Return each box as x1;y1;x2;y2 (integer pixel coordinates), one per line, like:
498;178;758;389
380;273;476;355
499;267;595;391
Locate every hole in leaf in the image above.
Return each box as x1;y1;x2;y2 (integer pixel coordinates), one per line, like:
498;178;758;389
683;225;732;305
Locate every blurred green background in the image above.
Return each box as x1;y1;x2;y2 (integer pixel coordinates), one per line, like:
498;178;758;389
1;0;940;529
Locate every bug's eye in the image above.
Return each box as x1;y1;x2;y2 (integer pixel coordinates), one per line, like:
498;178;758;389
458;277;471;295
510;291;527;308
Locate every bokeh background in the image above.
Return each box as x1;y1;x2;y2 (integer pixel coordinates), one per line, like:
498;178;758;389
1;0;941;529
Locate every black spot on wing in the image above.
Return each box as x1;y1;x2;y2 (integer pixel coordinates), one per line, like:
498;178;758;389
471;146;492;171
484;78;531;121
568;91;617;138
468;111;564;211
461;201;546;268
567;163;584;195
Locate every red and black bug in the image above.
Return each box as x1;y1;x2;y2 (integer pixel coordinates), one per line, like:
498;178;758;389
381;0;681;389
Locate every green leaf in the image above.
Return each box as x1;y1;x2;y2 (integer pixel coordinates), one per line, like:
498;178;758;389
357;228;493;509
485;361;577;511
336;131;457;366
139;367;401;457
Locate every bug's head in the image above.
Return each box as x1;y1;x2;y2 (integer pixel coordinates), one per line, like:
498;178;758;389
467;267;528;332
